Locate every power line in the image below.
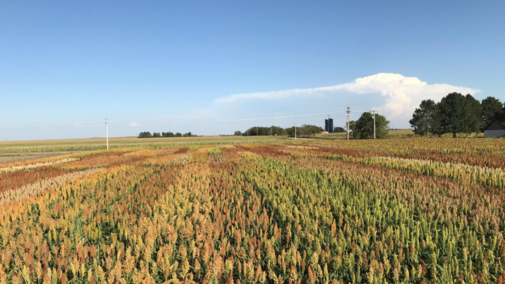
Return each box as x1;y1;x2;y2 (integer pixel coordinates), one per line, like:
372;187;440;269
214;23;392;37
209;111;345;122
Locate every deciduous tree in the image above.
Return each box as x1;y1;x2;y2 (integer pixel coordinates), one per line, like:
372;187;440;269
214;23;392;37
438;92;468;138
353;112;389;139
138;132;152;138
481;96;503;128
409;100;440;137
463;94;482;137
333;126;346;133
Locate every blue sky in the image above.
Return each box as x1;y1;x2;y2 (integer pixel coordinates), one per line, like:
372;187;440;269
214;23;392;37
1;0;504;140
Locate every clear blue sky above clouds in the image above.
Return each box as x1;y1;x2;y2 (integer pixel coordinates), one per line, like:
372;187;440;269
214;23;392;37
1;0;504;140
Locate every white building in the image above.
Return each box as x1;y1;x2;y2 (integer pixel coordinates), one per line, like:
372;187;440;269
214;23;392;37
483;120;505;138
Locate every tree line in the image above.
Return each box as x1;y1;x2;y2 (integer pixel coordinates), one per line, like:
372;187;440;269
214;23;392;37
410;93;504;137
235;118;390;139
138;131;197;138
235;125;325;137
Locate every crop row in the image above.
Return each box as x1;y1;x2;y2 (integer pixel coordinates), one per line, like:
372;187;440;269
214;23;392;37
233;148;505;284
0;143;504;284
286;149;505;190
315;138;505;156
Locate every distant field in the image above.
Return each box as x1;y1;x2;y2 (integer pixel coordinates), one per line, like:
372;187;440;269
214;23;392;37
0;130;488;162
0;136;288;155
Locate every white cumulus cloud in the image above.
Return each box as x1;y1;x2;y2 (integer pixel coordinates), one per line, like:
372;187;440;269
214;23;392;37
129;122;141;127
214;73;479;119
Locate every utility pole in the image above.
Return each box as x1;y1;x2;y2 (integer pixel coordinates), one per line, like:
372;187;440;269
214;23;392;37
345;107;352;140
371;110;378;139
105;118;109;149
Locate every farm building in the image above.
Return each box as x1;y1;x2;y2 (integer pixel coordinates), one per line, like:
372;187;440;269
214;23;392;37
483;119;505;138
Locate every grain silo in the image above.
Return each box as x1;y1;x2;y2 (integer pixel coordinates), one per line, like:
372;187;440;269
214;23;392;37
325;115;334;133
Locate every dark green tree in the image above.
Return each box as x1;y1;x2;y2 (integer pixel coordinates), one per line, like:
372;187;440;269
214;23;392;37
334;126;346;133
353;112;389;139
409;100;441;137
296;124;323;137
481;96;503;128
245;127;260;136
430;105;445;137
285;127;295;137
234;131;242;136
163;132;174;137
463;94;482;136
138;132;152;138
270;126;285;135
374;114;390;139
438;92;469;138
153;132;161;137
245;126;287;136
284;125;322;137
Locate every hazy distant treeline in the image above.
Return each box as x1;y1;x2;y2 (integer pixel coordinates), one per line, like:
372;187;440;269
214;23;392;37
235;124;344;137
138;131;197;138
